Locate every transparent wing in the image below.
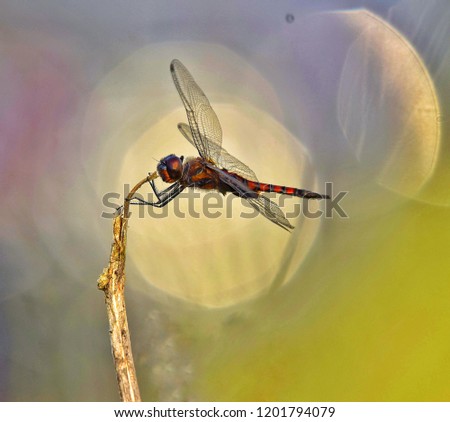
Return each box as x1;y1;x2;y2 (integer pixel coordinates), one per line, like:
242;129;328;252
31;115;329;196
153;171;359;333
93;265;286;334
246;195;294;232
210;166;294;232
171;59;222;161
178;123;258;182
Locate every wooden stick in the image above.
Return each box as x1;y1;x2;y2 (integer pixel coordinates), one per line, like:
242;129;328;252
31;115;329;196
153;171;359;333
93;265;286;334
97;172;158;402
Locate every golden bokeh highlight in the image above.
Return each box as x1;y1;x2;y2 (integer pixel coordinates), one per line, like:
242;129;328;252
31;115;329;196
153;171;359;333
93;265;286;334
84;43;326;308
122;107;323;307
337;11;441;200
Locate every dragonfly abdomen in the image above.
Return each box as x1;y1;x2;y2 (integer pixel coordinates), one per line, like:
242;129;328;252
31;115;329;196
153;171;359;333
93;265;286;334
226;171;328;199
257;182;326;198
243;178;328;199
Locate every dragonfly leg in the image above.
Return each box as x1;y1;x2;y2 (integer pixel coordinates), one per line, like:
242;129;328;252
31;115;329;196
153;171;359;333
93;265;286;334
148;178;181;201
148;178;161;200
128;183;185;208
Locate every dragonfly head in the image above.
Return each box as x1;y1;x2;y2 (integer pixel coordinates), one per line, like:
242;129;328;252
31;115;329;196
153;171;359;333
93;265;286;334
157;154;184;183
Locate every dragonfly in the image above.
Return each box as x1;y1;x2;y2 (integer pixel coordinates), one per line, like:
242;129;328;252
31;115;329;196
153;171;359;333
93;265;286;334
130;59;329;231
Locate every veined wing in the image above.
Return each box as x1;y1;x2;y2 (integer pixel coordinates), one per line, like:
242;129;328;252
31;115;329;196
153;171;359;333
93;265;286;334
246;195;294;232
171;59;222;162
210;166;294;232
178;123;259;182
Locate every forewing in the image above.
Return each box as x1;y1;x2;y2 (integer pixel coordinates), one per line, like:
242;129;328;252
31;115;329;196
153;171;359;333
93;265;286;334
218;148;259;182
171;59;222;161
207;165;259;198
178;122;258;182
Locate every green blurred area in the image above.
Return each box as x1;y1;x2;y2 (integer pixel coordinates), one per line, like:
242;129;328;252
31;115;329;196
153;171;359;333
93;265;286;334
192;197;450;401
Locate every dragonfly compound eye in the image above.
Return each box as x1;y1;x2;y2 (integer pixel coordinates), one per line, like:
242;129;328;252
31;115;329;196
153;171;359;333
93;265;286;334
157;154;183;183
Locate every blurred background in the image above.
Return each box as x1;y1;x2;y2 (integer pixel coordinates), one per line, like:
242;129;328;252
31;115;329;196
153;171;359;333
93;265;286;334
1;0;449;401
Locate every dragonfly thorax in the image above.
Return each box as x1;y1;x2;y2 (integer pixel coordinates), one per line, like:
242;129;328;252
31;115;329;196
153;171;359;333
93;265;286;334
157;154;184;183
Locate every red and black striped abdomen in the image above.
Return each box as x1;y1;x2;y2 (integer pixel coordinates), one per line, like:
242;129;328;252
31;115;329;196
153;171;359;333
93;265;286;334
228;172;329;199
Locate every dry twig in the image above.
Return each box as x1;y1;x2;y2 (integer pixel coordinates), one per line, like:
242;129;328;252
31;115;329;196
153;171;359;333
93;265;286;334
98;172;158;401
